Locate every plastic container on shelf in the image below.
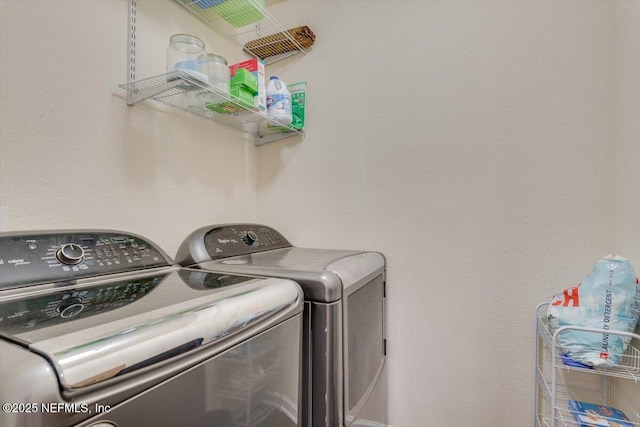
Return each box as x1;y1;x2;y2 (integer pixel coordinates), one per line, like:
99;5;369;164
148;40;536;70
198;53;230;94
166;34;206;73
266;76;292;126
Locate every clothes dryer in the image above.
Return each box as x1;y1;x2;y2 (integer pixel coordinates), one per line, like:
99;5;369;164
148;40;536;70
0;229;303;427
176;224;387;427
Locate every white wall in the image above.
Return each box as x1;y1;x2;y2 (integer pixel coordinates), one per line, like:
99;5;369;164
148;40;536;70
260;0;639;425
615;1;640;265
614;0;640;417
0;0;260;255
0;1;638;426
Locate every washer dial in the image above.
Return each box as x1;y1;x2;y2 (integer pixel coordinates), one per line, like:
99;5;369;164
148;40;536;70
56;297;85;318
56;243;85;265
242;231;259;247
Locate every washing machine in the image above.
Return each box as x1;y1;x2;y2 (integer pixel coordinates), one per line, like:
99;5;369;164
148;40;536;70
0;229;303;427
176;224;387;427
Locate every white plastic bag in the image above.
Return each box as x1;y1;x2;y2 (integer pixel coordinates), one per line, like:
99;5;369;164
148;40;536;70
547;255;640;367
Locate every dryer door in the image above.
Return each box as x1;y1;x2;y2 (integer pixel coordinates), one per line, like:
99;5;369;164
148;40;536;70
328;253;386;425
343;274;385;423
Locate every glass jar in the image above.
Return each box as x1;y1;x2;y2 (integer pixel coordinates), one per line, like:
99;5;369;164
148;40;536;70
199;53;230;94
166;34;206;73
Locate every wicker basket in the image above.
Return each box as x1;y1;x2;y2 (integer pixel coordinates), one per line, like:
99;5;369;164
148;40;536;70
244;26;315;60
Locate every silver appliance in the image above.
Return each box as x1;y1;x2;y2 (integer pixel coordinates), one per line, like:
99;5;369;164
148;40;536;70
0;230;303;427
176;224;387;427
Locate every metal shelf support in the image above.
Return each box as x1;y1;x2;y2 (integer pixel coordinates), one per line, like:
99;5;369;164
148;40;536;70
127;0;137;105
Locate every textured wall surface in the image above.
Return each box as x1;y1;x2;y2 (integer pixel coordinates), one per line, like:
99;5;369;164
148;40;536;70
0;1;638;426
258;1;639;425
0;0;259;255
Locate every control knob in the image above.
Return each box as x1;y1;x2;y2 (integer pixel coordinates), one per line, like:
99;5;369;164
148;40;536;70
242;231;258;247
56;297;84;318
56;243;85;265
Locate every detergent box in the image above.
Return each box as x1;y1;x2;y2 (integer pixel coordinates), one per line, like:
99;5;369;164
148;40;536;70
229;58;266;111
568;401;633;427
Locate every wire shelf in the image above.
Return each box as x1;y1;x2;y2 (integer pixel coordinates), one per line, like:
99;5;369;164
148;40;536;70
535;302;640;427
119;70;303;144
536;303;640;382
233;401;280;427
175;0;307;64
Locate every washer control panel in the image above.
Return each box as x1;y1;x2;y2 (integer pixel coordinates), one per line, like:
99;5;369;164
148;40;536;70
202;224;291;260
0;231;172;290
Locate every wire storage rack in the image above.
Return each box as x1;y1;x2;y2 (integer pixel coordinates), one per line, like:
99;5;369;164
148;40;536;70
120;0;307;145
119;71;303;145
534;302;640;427
175;0;309;64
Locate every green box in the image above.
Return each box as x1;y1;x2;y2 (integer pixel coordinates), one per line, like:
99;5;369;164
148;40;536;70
289;82;306;130
205;82;255;114
230;85;255;108
231;68;258;94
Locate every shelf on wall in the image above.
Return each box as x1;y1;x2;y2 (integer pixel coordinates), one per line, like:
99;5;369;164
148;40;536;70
175;0;310;65
121;0;308;145
120;71;303;145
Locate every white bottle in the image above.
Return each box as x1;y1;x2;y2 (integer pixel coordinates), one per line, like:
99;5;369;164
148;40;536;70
266;76;292;126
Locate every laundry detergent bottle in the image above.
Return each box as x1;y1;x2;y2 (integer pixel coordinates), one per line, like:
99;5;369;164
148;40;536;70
266;76;292;126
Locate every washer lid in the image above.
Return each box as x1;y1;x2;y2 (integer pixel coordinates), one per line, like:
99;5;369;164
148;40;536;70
194;247;376;302
0;269;302;390
177;224;385;302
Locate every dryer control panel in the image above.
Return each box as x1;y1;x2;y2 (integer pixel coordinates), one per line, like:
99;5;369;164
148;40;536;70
202;224;291;259
200;224;291;260
175;224;293;266
0;231;172;290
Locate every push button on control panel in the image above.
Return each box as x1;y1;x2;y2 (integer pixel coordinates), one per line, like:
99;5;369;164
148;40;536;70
55;243;85;265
